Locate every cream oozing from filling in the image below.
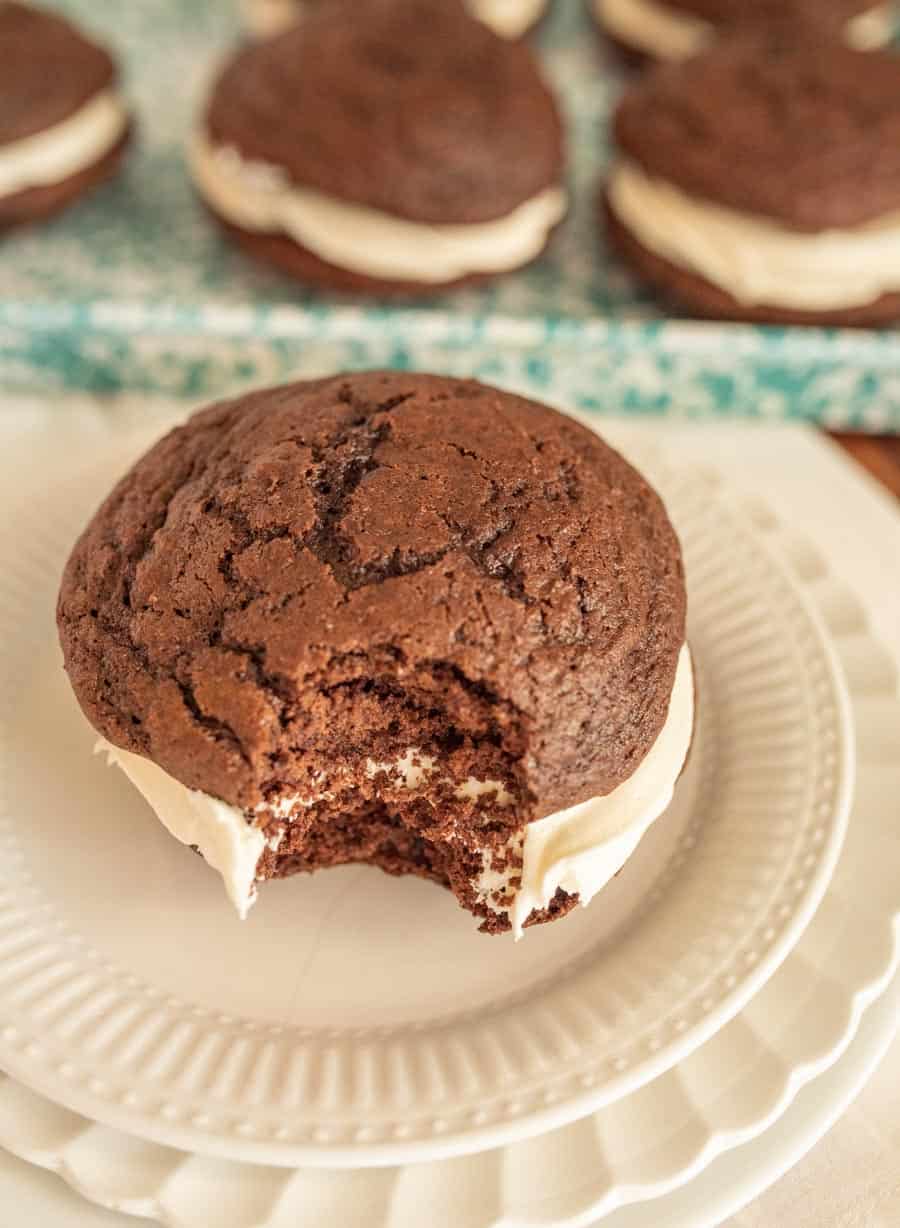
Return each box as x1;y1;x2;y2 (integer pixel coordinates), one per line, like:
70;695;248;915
189;132;566;283
96;741;269;920
479;644;694;938
242;0;546;38
468;0;548;37
241;0;302;38
608;158;900;311
0;88;128;200
596;0;711;58
595;0;896;58
97;647;692;935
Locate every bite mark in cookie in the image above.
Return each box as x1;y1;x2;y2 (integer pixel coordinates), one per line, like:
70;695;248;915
59;373;689;934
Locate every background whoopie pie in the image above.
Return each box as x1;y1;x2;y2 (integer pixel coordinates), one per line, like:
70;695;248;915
0;1;130;230
192;0;566;295
604;35;900;327
58;371;692;936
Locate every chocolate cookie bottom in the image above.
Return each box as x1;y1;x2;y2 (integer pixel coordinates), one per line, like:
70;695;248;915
0;125;131;232
603;194;900;328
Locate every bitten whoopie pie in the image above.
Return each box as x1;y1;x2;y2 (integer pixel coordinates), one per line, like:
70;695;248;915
242;0;551;41
604;37;900;327
591;0;896;65
192;0;566;295
57;372;692;936
0;2;130;230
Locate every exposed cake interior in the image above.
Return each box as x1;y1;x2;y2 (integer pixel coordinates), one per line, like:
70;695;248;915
468;0;549;38
98;644;693;936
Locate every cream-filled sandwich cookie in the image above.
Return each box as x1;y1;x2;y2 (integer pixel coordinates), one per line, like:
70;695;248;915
0;2;130;229
604;37;900;326
58;372;690;935
198;0;565;295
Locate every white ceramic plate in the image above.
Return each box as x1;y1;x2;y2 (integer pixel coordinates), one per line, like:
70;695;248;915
2;980;894;1228
600;977;900;1228
0;772;894;1228
0;484;894;1228
0;446;852;1166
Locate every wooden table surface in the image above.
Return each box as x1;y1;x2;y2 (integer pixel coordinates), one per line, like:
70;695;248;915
830;434;900;500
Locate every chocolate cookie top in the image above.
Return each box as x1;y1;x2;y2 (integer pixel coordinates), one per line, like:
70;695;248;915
614;37;900;231
58;373;685;820
0;3;116;146
204;0;564;224
665;0;881;29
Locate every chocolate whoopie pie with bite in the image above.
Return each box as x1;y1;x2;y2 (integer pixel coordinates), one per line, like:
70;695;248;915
604;36;900;326
193;0;566;295
57;373;693;936
0;2;130;230
591;0;896;66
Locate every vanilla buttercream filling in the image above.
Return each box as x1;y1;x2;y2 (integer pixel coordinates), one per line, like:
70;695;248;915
468;0;548;37
596;0;711;58
241;0;302;38
846;2;899;48
365;749;516;807
97;646;692;933
190;132;565;283
503;645;693;937
97;742;269;920
242;0;546;39
609;158;900;311
0;89;128;200
595;0;896;58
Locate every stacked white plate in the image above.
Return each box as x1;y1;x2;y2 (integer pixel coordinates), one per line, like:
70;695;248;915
0;429;897;1227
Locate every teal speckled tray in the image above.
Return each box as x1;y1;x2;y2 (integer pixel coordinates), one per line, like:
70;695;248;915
2;0;899;424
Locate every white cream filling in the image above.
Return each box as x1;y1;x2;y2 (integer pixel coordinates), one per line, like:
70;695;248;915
241;0;302;38
190;132;566;283
595;0;896;58
596;0;712;58
0;89;128;200
468;0;548;37
366;747;438;790
455;776;515;806
496;644;694;938
242;0;546;39
608;158;900;311
97;646;691;934
96;742;267;921
365;749;515;807
846;2;898;48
